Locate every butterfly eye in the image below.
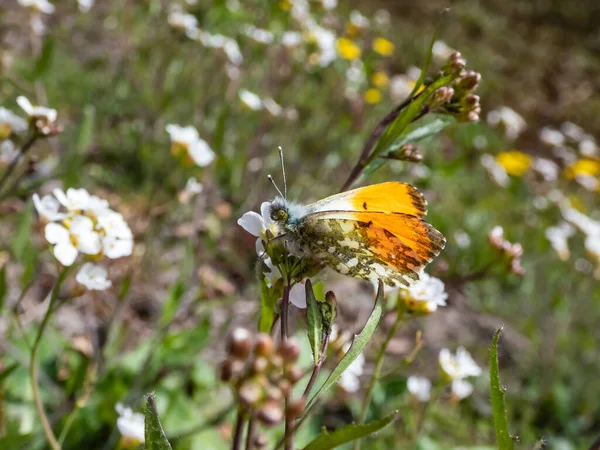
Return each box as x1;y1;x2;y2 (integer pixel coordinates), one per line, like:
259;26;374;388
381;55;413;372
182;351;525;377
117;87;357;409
271;208;288;222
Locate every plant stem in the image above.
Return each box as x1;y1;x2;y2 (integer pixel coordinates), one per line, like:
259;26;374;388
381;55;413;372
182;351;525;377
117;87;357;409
302;334;330;400
353;317;401;450
0;134;37;194
281;280;293;450
232;408;246;450
30;267;70;450
245;413;256;450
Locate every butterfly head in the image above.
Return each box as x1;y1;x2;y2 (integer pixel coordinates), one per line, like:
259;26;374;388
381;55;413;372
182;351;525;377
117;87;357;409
268;197;307;231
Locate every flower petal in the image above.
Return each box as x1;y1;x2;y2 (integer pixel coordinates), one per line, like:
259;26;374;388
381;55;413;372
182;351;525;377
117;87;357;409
53;242;78;266
288;283;306;308
237;211;263;237
45;222;69;244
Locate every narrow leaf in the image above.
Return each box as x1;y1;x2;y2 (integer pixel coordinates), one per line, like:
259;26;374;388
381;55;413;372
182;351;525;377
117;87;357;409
306;281;384;410
490;328;514;450
144;394;172;450
305;279;323;365
159;281;185;327
31;37;55;80
258;278;276;333
408;13;446;98
302;410;399;450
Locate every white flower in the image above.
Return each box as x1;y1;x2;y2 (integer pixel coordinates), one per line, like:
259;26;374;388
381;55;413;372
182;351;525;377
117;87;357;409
560;122;585;142
579;138;597;157
0;140;19;165
184;177;203;195
115;403;145;443
281;31;302;47
407;376;431;402
451;379;473;400
349;10;370;28
585;234;600;261
480;154;509;187
238;202;276;241
262;256;282;287
45;216;102;266
53;187;91;212
486;106;526;141
575;175;599;192
562;207;600;237
97;212;134;259
289;282;306;308
263;98;283;117
533;158;559;181
320;0;337;10
242;25;274;44
16;96;57;123
165;124;215;167
404;272;448;313
432;40;454;61
33;193;66;221
545;222;575;261
77;0;94;12
339;346;364;393
76;263;111;290
168;6;198;34
439;347;481;380
0;107;28;136
239;90;263;111
17;0;55;14
390;75;415;103
453;230;471;249
310;26;337;67
539;127;565;147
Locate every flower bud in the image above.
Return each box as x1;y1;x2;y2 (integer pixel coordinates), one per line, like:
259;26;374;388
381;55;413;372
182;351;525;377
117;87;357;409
285;398;306;419
463;94;480;108
448;51;462;62
253;435;268;449
278;337;301;363
251;356;269;374
429;86;454;110
254;333;274;357
278;379;292;396
466;111;480;122
265;385;283;402
257;401;284;426
456;71;481;92
228;328;252;359
284;365;303;384
238;380;263;407
219;358;245;382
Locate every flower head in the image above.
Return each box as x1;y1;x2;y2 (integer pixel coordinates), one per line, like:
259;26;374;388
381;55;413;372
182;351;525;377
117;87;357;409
16;96;58;136
76;263;112;290
33;193;66;222
165;124;215;167
450;378;473;401
17;0;55;14
239;90;263;111
407;376;431;402
45;216;102;266
115;403;145;444
0;141;20;166
336;37;361;60
364;88;382;104
439;347;481;380
495;151;531;177
400;272;448;314
545;222;575;260
0;107;28;138
486;106;526;141
372;37;394;56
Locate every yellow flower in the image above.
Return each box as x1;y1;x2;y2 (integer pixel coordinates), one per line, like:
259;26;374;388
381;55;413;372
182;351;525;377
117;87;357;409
336;38;361;60
495;150;532;177
364;88;382;104
371;71;389;88
372;37;394;56
564;158;600;179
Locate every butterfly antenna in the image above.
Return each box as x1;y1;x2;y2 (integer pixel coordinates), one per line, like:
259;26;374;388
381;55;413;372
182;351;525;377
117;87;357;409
268;174;285;199
278;146;287;199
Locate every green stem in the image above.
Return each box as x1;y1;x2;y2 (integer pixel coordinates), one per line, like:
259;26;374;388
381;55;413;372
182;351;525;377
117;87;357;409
354;317;402;450
29;267;70;450
0;134;37;194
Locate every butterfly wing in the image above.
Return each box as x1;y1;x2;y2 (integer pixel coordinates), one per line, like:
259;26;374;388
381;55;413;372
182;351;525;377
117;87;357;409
306;182;428;218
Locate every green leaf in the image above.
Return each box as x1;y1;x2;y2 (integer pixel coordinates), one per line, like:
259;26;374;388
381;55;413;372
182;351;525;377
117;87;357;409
302;410;399;450
145;394;173;450
31;37;55;80
0;363;18;384
258;278;277;333
408;17;444;98
159;281;185;327
490;328;514;450
0;265;6;313
306;281;384;410
305;280;323;365
360;115;456;182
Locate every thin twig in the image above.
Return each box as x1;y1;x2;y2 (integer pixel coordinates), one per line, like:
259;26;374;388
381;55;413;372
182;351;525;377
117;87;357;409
281;281;293;450
245;413;257;450
302;334;330;400
0;134;38;193
232;408;246;450
30;267;70;450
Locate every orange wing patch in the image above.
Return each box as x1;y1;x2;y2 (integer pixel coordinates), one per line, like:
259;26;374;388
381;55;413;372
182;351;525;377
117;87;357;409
309;182;427;218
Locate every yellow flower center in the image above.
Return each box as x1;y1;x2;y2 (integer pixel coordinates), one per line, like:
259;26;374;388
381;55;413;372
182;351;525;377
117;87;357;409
372;37;394;56
364;88;382;104
495;151;531;177
565;158;600;179
336;38;361;60
371;71;389;88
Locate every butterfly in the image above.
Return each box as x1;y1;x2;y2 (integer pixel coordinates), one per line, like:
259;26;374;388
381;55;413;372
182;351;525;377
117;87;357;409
266;181;446;287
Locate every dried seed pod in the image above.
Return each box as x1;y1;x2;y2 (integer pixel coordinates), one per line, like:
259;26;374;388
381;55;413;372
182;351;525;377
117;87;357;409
251;356;269;375
284;365;303;384
278;337;301;363
238;380;263;407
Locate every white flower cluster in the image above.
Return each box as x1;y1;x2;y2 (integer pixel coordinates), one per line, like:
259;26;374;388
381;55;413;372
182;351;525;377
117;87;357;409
439;347;481;400
17;96;59;136
238;89;298;120
487;106;527;141
115;403;145;444
407;376;431;402
165;124;215;167
561;206;600;277
33;188;133;267
401;272;448;313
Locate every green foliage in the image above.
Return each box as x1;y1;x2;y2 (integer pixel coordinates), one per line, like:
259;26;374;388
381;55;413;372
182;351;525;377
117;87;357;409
305;279;324;365
145;395;173;450
490;328;514;450
259;277;277;333
302;410;399;450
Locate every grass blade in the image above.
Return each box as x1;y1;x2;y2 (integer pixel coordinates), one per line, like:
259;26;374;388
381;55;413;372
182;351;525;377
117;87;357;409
490;327;514;450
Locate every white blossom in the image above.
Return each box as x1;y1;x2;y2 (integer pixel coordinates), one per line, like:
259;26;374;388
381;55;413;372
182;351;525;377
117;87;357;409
404;272;448;313
33;193;66;221
238;202;277;242
480;154;509;187
165;124;215;167
115;403;145;443
45;216;102;266
0;107;28;135
349;10;370;28
281;31;302;47
486;106;526;141
263;98;283;117
17;0;55;14
453;230;471;249
432;40;454;61
0;141;19;165
390;75;415;103
407;376;431;402
184;177;203;195
242;25;274;44
533;158;559;181
545;222;575;261
311;26;337;67
77;0;94;12
76;263;111;290
451;379;474;400
168;6;198;35
439;347;481;380
539;127;565;147
288;282;306;308
16;96;57;135
579;138;597;157
560;122;585;142
339;345;364;393
239;90;263;111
